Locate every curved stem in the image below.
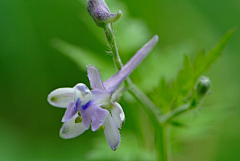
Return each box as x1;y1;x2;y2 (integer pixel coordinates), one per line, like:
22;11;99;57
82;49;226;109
127;79;162;123
161;104;190;123
102;22;171;160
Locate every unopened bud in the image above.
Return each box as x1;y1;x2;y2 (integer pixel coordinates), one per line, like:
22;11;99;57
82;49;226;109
195;76;212;100
87;0;122;27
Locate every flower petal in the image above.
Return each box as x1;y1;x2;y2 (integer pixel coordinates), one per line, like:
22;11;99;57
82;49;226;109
62;100;79;122
91;105;109;131
48;88;75;108
104;35;159;94
60;114;86;139
111;102;125;129
91;88;111;107
87;64;106;91
104;115;121;151
80;102;109;131
79;102;92;130
73;83;91;97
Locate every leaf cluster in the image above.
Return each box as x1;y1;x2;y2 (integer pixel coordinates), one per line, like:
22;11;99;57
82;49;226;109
151;28;236;114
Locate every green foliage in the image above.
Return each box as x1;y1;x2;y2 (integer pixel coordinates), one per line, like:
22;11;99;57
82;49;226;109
193;28;237;76
152;28;235;113
51;38;116;80
86;132;155;161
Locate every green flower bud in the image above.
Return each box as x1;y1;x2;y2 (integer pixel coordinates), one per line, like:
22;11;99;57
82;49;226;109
195;76;212;100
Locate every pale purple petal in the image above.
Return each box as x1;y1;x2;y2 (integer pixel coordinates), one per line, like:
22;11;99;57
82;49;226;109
79;102;93;130
91;88;111;107
80;101;109;131
47;88;74;108
104;35;159;94
60;114;86;139
87;64;106;91
62;100;80;122
104;115;120;151
111;102;125;129
91;105;109;131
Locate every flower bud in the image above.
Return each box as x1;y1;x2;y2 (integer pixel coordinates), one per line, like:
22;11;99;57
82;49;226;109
87;0;122;27
195;76;212;100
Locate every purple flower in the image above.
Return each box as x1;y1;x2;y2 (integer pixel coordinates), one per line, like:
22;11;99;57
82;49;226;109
87;0;122;27
47;35;158;150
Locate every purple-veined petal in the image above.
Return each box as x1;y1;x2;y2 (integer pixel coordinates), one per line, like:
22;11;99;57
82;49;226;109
73;83;91;97
111;102;125;129
60;114;86;139
79;102;92;130
79;101;109;131
104;35;159;94
48;88;75;108
104;115;120;151
62;100;80;122
87;64;106;91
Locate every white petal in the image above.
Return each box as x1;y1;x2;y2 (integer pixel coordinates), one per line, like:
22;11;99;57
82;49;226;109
73;83;91;99
111;102;125;129
48;88;75;108
104;115;120;151
60;114;86;139
87;64;106;91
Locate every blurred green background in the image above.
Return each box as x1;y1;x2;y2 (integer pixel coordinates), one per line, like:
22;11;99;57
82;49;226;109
0;0;239;160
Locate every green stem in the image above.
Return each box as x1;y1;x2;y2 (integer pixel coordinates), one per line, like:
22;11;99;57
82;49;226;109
161;104;190;123
127;79;162;123
103;23;123;70
103;22;172;160
155;124;171;161
102;23;161;122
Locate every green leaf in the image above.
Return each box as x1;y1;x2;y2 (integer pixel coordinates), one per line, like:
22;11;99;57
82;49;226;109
151;78;173;113
174;55;194;95
153;28;236;112
194;27;236;77
170;55;194;108
170;121;187;128
193;49;206;76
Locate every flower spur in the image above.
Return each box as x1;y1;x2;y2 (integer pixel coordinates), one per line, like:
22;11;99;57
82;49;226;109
47;35;158;150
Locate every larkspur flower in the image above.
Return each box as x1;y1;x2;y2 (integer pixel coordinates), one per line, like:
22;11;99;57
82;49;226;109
47;35;158;150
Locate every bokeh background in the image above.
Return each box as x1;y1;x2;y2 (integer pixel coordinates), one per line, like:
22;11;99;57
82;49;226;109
1;0;240;160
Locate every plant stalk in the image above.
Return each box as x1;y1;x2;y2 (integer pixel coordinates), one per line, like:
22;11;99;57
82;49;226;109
155;123;172;161
102;23;161;122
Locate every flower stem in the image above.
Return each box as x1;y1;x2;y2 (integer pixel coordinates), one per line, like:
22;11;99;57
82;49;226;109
103;23;123;70
102;22;171;160
155;124;172;161
161;104;190;123
127;79;162;123
102;23;161;122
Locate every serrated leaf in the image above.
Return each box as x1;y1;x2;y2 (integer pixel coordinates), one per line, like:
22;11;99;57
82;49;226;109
194;27;236;77
148;29;235;114
151;78;173;113
193;49;206;75
173;55;194;97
